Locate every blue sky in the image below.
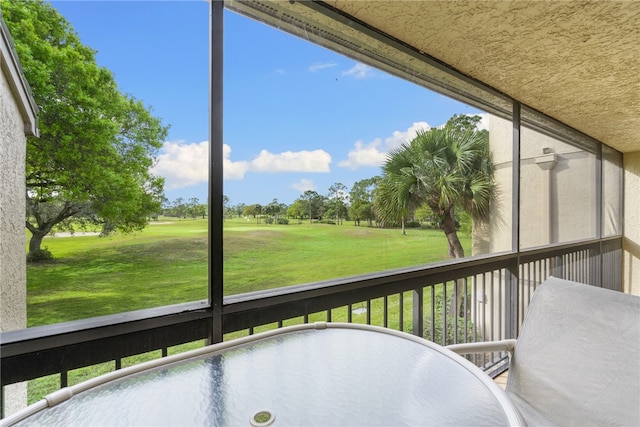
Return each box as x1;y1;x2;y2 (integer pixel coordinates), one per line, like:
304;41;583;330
51;1;486;207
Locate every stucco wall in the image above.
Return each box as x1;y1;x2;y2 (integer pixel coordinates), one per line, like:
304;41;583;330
519;127;597;248
0;59;28;415
623;152;640;296
0;64;27;332
472;114;513;256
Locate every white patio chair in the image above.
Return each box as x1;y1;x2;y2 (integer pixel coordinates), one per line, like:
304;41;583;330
447;276;640;426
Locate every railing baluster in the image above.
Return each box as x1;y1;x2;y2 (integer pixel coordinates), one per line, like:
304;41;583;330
398;292;404;332
518;263;523;325
584;250;588;283
61;371;68;388
489;275;496;363
472;275;478;366
366;300;371;325
577;251;581;282
429;286;435;342
412;288;423;338
348;303;353;323
527;261;532;303
525;262;530;320
383;295;388;328
568;252;576;280
481;274;487;348
568;253;573;280
577;251;580;282
442;282;447;346
462;277;468;344
497;273;503;342
115;358;122;370
453;280;458;345
537;259;542;288
326;308;332;322
585;249;588;283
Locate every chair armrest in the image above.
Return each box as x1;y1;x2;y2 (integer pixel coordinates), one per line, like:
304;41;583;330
447;339;517;357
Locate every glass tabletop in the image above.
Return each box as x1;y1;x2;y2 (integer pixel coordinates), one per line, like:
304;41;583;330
10;323;522;426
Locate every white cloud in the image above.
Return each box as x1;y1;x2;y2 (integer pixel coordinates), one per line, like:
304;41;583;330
337;115;491;170
342;63;375;79
152;140;209;189
223;144;250;180
250;149;331;173
309;62;337;72
274;68;285;75
291;178;315;193
385;121;431;150
338;121;432;170
152;141;331;189
338;140;387;170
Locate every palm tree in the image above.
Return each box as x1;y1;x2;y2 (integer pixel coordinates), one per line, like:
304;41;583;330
375;120;494;316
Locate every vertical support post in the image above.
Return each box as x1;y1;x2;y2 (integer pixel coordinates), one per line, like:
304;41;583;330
209;0;224;343
505;264;519;339
594;143;603;287
412;288;423;338
512;102;521;255
508;102;521;339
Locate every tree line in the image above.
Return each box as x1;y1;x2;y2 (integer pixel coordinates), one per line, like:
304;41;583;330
161;197;208;220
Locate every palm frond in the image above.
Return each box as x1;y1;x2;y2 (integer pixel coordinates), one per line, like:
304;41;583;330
378;123;495;227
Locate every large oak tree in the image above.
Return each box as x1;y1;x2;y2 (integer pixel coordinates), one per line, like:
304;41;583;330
2;0;168;258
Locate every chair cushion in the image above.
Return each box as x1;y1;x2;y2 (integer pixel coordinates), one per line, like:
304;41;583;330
507;277;640;426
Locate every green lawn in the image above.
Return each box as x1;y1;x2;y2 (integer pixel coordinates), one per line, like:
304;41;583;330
25;217;470;403
28;220;208;326
28;217;469;326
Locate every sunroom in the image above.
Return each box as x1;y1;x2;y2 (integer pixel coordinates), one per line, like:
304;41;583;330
1;0;639;423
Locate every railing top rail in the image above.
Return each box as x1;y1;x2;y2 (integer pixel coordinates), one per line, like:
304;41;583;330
0;301;210;352
224;251;517;310
517;238;612;263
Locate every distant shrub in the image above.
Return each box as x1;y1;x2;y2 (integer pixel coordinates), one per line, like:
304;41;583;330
405;221;422;228
319;220;336;225
277;218;289;225
27;248;53;263
264;217;274;224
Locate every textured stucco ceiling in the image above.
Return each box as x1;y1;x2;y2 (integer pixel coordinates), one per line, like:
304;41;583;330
323;1;640;153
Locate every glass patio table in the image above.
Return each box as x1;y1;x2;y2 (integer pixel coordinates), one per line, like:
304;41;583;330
4;323;523;426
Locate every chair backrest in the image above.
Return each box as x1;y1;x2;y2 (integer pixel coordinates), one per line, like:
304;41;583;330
506;276;640;426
